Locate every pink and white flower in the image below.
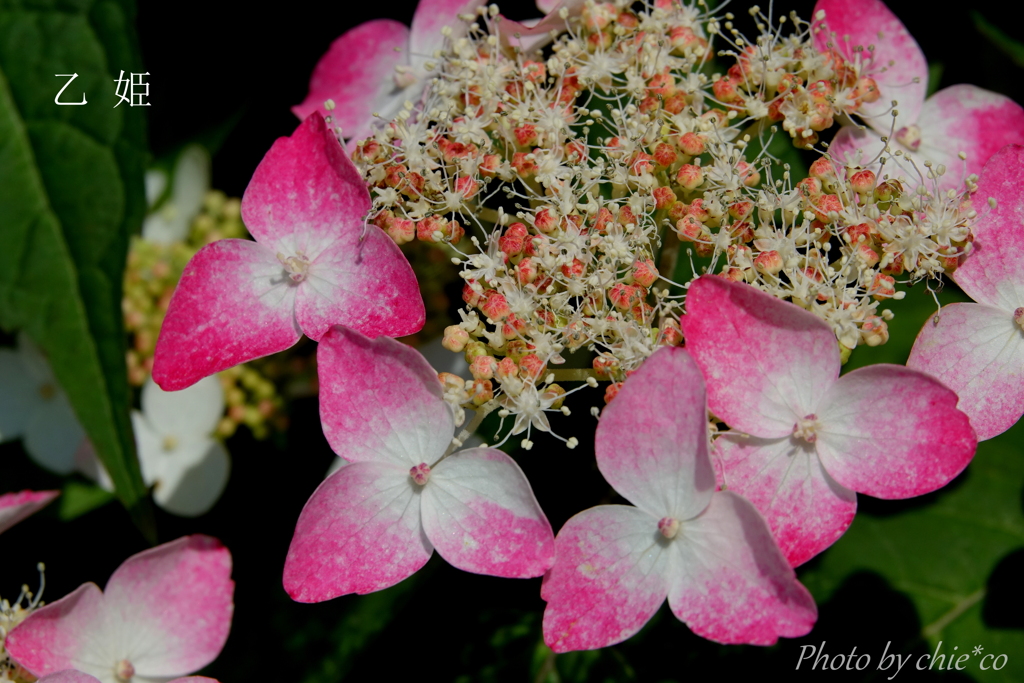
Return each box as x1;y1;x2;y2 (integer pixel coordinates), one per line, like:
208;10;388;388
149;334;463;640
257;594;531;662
283;326;554;602
152;113;424;391
541;347;817;652
814;0;1024;189
293;0;485;144
908;144;1024;440
0;490;58;536
5;535;233;683
682;276;977;566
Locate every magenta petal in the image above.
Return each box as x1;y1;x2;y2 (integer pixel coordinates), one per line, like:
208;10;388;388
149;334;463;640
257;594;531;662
816;364;976;497
283;462;430;601
422;448;554;578
917;87;1024;190
682;276;839;438
316;327;452;465
908;304;1024;441
0;489;58;535
953;145;1024;309
4;584;105;678
715;434;856;566
812;0;927;131
668;491;817;644
292;20;409;131
102;536;233;677
541;505;669;653
595;347;715;520
295;224;425;341
241;113;371;256
151;239;300;391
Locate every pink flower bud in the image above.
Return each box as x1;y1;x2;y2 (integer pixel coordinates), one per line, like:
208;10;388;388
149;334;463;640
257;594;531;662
534;207;558;234
496;357;518;380
855;243;881;267
849;169;876;194
855;77;881;104
469;379;493;406
514;124;539;147
516;257;539;284
809;157;837;181
631;259;659;288
480;290;511;320
653;186;677;209
561;258;585;279
519;354;546;380
442;325;470;352
462;281;483;307
754;250;783;276
386;217;416;245
470;355;498;380
659;319;683;346
870;273;896;299
676;164;704;190
812;194;843;222
652;142;678;168
604;381;623;403
677;131;705;156
454;176;479;200
608;283;639;310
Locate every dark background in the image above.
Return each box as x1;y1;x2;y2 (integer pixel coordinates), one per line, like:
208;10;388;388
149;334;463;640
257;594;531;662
3;1;1022;680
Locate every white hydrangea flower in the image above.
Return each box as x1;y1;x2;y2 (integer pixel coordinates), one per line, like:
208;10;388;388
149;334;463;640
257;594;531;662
132;377;229;517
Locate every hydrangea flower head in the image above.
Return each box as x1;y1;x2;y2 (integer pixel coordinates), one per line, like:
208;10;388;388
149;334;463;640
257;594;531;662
541;346;817;651
292;0;485;144
682;276;977;565
283;326;554;602
815;0;1024;188
5;535;233;683
0;490;58;536
908;144;1024;440
152;113;424;390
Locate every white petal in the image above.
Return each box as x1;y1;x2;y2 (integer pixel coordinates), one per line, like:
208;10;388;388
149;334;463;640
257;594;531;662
24;393;85;474
152;441;230;517
142;375;224;443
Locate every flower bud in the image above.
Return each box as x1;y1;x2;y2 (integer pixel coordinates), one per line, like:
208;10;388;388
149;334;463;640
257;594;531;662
676;164;704;190
442;325;470;352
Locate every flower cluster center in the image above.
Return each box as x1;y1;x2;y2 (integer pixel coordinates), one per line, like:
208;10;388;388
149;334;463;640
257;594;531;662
277;252;311;283
409;462;432;486
114;658;135;682
792;414;821;443
658;517;681;540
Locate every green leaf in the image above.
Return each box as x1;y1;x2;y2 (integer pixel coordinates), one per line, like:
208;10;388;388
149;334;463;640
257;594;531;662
57;478;114;520
972;11;1024;69
0;0;154;540
927;62;944;97
800;425;1024;682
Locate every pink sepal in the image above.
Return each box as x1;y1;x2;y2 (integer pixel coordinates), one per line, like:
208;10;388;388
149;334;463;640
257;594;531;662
151;239;301;390
909;304;1024;441
423;448;554;578
6;536;232;680
953;145;1024;310
541;505;671;652
714;434;856;567
595;347;715;521
916;86;1024;190
4;584;104;677
242;109;370;254
682;276;839;438
668;491;817;644
0;489;58;535
316;327;453;466
283;462;430;602
291;20;409;128
816;364;976;497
